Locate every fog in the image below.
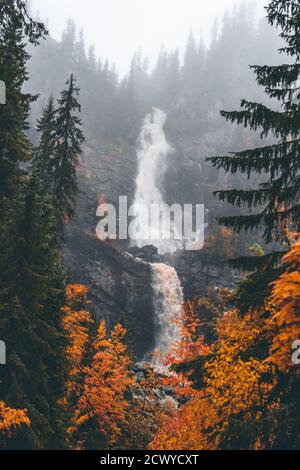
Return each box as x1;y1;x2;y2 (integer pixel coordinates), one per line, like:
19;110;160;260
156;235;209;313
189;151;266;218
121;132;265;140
30;0;267;75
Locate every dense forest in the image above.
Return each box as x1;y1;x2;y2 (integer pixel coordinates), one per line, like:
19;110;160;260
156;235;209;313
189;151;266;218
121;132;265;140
1;0;300;453
26;3;282;144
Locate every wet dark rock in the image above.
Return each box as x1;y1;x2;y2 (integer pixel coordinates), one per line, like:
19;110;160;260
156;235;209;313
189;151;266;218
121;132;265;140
64;233;155;359
163;249;238;299
127;245;161;263
126;245;237;300
130;363;188;410
132;361;150;373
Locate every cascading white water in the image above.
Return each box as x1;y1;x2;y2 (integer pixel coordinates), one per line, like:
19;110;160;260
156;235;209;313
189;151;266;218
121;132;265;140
131;107;182;255
151;263;183;370
132;108;184;370
135;107;170;212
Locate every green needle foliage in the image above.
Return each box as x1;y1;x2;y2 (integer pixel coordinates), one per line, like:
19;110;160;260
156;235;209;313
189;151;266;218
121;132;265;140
0;1;84;449
33;96;57;185
208;1;300;245
0;0;46;202
207;1;300;311
50;74;85;237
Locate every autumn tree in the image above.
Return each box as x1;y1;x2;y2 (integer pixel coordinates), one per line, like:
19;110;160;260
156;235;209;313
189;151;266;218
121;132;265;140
268;234;300;371
117;365;168;451
166;300;211;385
149;394;218;451
69;321;133;449
150;308;276;450
262;234;300;449
151;239;300;451
169;291;232;388
61;284;94;409
0;401;30;450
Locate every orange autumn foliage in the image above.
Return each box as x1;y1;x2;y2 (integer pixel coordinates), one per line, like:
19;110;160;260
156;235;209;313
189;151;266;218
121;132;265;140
61;284;94;401
69;321;133;447
119;365;169;450
149;394;218;450
0;401;30;436
204;226;236;258
150;309;275;450
161;300;211;396
269;234;300;372
204;310;274;418
166;300;210;367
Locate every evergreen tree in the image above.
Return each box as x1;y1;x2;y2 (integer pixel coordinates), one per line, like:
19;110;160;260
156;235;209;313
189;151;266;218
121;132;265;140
166;49;181;95
151;47;169;100
182;30;200;93
209;1;300;242
0;0;46;202
0;2;68;449
74;29;87;67
59;19;76;80
0;2;47;347
50;74;85;235
207;0;300;306
33;96;56;183
87;45;97;72
0;173;66;449
151;48;181;106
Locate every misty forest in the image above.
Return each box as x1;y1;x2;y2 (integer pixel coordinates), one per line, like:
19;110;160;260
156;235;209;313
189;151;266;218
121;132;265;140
1;0;300;451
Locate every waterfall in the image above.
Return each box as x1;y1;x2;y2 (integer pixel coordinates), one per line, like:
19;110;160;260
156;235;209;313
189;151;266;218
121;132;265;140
151;263;183;370
131;107;182;255
132;108;184;371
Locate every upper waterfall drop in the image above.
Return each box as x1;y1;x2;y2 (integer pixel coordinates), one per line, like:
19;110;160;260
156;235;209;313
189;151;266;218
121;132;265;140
131;107;181;255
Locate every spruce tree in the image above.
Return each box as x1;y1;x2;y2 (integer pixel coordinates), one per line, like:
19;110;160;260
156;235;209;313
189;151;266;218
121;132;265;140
0;0;46;201
0;0;47;291
183;30;201;93
207;1;300;308
50;74;85;235
33;96;56;183
208;1;300;244
0;173;66;449
0;2;67;449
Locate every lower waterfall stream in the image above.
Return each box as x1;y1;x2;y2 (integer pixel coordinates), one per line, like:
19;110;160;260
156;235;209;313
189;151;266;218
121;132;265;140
151;263;183;370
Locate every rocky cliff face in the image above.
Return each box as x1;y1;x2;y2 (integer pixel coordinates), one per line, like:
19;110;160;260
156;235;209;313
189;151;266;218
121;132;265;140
65;230;155;359
127;246;237;300
65;120;236;360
